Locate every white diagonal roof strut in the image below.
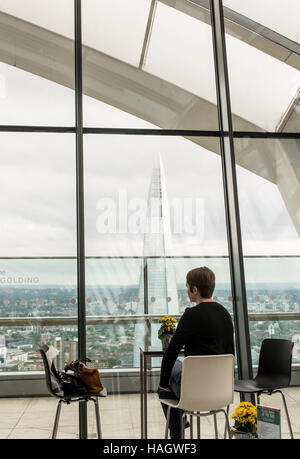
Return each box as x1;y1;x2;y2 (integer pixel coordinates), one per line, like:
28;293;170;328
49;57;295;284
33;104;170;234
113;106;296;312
139;0;157;69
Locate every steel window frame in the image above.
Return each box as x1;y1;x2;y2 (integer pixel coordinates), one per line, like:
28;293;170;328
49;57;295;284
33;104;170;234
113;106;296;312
210;0;254;404
0;125;299;139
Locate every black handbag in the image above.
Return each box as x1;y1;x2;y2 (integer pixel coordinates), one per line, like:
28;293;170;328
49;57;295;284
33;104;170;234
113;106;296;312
57;370;89;396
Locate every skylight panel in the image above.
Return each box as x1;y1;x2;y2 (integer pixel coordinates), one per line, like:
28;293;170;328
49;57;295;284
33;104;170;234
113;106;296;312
224;0;300;44
82;0;152;67
144;2;217;105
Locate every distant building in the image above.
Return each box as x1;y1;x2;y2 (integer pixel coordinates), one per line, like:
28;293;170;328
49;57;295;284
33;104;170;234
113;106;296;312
0;335;6;363
7;349;28;362
70;339;78;362
133;155;179;367
52;337;65;370
292;334;300;359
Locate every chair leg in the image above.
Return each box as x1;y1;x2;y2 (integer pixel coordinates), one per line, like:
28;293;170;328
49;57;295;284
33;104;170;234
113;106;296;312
165;406;171;439
277;390;294;439
256;393;261;406
181;413;186;439
93;397;102;439
222;408;232;439
197;413;201;439
213;412;218;439
224;406;229;438
52;400;62;439
190;414;193;439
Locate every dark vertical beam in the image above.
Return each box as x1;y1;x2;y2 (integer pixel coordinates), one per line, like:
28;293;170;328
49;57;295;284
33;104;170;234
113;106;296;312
144;259;151;347
210;0;253;387
74;0;88;437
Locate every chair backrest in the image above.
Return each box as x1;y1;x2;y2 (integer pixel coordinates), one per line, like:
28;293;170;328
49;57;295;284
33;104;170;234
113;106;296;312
177;354;235;412
39;344;63;398
255;338;294;388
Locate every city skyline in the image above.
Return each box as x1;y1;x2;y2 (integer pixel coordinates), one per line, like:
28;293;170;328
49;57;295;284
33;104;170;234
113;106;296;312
1;281;300;373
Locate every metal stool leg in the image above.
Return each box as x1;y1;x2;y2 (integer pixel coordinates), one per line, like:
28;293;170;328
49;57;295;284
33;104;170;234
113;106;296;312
277;391;294;439
165;406;171;439
190;414;193;439
52;400;63;439
213;412;218;439
222;408;232;439
224;405;229;438
94;397;102;439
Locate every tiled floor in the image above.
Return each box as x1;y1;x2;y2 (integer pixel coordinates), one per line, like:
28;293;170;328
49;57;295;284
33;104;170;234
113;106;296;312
1;388;300;439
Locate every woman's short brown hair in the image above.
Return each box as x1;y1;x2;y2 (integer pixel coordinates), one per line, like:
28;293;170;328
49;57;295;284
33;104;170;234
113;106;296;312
186;266;215;298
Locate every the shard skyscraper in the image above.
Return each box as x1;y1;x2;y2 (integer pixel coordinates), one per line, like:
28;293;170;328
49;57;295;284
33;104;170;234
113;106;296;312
133;154;179;367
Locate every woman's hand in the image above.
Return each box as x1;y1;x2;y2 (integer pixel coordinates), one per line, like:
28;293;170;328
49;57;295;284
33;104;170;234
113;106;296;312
158;385;172;392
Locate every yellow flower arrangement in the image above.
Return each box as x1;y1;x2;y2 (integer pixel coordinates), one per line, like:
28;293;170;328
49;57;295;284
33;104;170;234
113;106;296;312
158;316;177;340
231;402;257;437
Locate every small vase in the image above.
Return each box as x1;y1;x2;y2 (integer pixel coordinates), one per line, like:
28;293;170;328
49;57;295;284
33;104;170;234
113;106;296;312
161;337;171;351
230;428;255;439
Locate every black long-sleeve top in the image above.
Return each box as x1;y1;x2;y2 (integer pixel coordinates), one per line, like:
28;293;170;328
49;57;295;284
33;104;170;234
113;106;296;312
159;301;235;387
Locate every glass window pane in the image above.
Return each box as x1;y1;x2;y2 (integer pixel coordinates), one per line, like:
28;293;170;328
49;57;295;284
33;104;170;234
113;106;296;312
82;2;218;130
0;133;76;255
225;32;300;132
235;138;300;364
84;135;227;257
235;138;300;253
0;63;75;126
84;134;231;369
223;1;300;133
0;133;77;373
0;1;74;125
